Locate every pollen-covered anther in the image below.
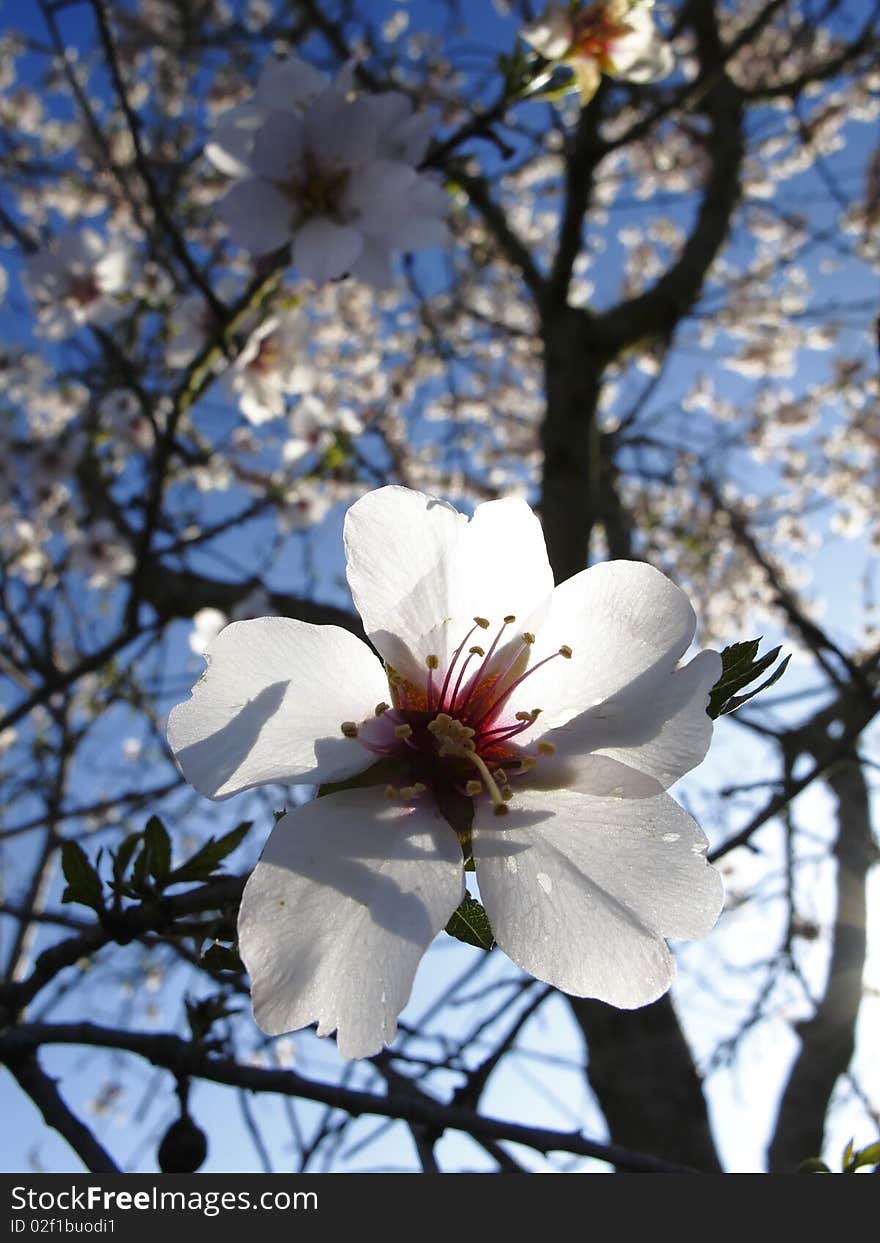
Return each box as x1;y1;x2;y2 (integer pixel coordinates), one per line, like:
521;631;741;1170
469;646;485;657
340;721;359;738
394;723;413;740
425;655;439;670
522;632;535;645
400;783;426;800
465;780;483;797
385;785;399;800
537;740;556;756
493;803;510;817
474;616;490;629
374;702;389;716
503;614;516;624
559;645;573;659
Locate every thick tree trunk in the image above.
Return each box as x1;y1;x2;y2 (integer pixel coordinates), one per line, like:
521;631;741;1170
767;753;874;1171
570;995;723;1172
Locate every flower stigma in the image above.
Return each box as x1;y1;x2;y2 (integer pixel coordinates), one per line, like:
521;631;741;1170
339;615;573;822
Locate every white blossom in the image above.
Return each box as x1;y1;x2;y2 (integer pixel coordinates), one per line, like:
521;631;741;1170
522;1;674;104
169;487;723;1059
23;229;130;339
209;55;448;287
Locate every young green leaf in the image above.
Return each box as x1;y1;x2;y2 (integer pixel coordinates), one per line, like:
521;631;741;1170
708;638;790;718
143;816;171;883
166;821;251;885
60;840;104;912
446;893;494;951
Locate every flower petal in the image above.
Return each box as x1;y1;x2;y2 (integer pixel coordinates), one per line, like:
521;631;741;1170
517;560;699;737
530;649;722;796
167;617;388;799
218;179;293;255
344;486;468;678
238;789;464;1059
473;787;723;1007
344;487;554;682
610;8;674;83
250;109;306;180
292;217;364;284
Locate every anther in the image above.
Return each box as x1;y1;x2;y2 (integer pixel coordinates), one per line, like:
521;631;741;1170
385;786;399;800
340;721;359;738
394;723;413;739
465;780;483;797
559;645;573;659
504;614;516;624
493;803;510;817
537;741;556;755
522;632;535;645
374;702;389;716
474;617;490;629
426;655;439;670
469;646;485;657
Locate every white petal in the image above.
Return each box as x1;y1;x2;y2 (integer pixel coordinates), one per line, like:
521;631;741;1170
342;160;417;239
256;55;328;111
167;617;389;799
473;787;723;1006
205;102;265;177
306;89;379;170
344;486;468;679
348;238;395;290
218;179;293;255
521;4;572;59
238;789;464;1059
517;560;698;736
292;217;364;284
251;110;306;181
610;8;674;83
344;487;554;682
531;649;721;796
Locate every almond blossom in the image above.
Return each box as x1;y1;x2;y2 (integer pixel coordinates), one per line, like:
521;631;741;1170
522;0;674;104
208;55;448;288
23;229;130;340
168;487;723;1058
225;309;314;425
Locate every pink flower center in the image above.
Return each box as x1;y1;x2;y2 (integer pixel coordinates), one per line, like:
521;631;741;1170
341;616;571;822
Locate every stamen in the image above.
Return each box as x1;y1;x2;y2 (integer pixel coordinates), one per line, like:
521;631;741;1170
462;615;518;716
425;654;439;710
449;646;484;713
375;702;389;716
340;721;359;738
473;643;574;729
438;621;483;707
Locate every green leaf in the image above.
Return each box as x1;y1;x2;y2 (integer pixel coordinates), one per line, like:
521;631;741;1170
143;815;171;882
201;942;243;973
847;1140;880;1172
60;841;104;912
797;1157;832;1174
446;894;494;951
167;821;251;885
317;757;401;799
708;639;790;718
111;834;139;889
